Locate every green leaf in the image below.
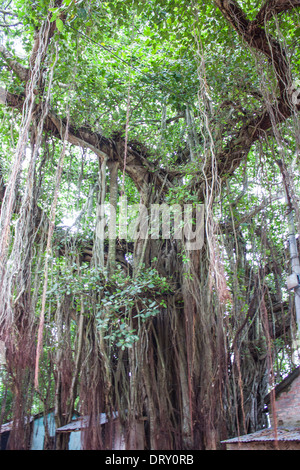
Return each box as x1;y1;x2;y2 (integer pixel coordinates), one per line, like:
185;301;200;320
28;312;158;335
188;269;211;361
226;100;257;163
56;18;64;32
144;26;152;37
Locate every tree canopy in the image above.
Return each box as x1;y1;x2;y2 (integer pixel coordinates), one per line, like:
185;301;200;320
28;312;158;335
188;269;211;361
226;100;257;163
0;0;299;450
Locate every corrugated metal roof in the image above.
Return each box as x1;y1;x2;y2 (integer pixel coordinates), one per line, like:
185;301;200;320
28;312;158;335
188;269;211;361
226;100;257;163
222;426;300;444
56;412;119;433
0;416;34;433
0;408;66;434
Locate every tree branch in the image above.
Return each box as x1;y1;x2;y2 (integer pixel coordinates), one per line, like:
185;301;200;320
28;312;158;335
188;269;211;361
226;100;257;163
1;0;299;202
0;45;29;81
214;0;298;94
0;9;16;16
0;87;173;194
212;0;300;182
254;0;300;26
0;22;22;28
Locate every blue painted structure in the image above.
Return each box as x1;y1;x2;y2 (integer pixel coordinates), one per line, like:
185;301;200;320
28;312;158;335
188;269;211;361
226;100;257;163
0;410;80;450
31;410;56;450
56;412;126;450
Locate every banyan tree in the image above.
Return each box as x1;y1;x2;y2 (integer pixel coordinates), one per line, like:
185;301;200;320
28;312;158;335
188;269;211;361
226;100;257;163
0;0;299;450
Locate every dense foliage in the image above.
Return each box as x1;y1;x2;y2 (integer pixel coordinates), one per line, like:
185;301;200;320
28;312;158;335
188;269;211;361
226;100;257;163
0;0;299;450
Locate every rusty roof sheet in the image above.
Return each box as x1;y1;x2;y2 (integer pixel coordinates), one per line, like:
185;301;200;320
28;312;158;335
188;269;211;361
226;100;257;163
56;412;119;433
0;408;73;434
0;416;34;433
222;426;300;444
